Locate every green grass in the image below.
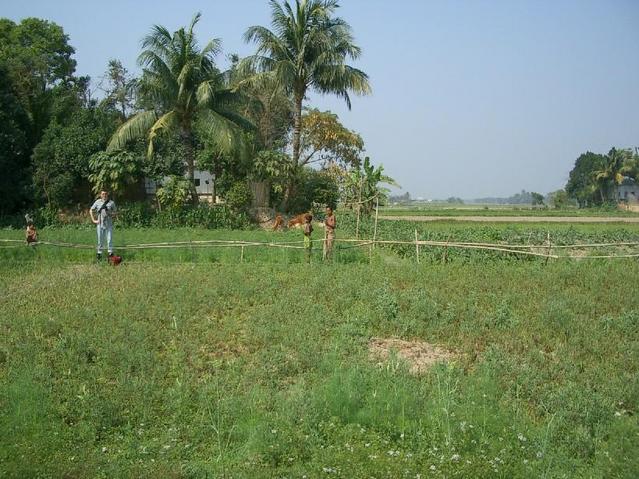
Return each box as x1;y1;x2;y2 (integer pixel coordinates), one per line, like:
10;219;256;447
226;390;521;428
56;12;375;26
1;226;638;477
0;227;370;265
2;218;638;265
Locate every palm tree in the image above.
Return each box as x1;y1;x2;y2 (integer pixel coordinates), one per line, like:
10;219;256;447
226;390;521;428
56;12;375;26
593;148;632;203
243;0;371;207
108;13;247;196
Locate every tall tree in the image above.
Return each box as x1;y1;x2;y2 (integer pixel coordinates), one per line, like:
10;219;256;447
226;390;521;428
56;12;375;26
593;148;633;203
98;59;136;120
0;18;77;145
566;152;607;207
243;0;371;207
230;54;292;152
0;64;31;215
107;13;248;197
32;106;119;207
299;108;363;168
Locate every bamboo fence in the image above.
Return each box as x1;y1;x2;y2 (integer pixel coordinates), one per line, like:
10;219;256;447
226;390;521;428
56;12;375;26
2;237;639;260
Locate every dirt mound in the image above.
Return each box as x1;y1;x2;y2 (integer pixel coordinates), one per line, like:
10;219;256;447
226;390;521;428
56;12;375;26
368;337;456;374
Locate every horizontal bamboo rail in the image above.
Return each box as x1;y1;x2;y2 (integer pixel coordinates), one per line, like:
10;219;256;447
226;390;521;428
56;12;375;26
1;237;638;260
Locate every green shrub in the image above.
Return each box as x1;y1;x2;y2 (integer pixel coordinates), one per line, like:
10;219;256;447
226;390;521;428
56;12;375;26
152;204;251;229
224;181;253;213
156;176;193;209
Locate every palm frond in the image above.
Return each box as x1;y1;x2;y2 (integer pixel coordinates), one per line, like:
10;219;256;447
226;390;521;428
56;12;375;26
200;38;222;61
147;111;178;157
107;111;158;152
198;109;247;155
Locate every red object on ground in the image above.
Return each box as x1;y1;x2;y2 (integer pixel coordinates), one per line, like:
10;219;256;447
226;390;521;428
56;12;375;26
109;255;122;266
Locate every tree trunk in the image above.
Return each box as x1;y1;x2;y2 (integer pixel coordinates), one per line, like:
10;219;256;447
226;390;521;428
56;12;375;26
282;92;304;212
181;125;198;205
291;92;303;168
250;180;270;208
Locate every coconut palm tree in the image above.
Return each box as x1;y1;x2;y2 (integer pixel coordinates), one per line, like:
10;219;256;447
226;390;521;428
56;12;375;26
593;148;633;203
243;0;371;207
108;13;247;194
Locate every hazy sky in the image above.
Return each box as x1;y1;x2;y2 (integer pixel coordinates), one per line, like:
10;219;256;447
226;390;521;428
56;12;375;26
4;0;639;198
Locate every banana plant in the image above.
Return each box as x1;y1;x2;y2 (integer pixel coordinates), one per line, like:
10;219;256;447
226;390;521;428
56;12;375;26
343;157;399;214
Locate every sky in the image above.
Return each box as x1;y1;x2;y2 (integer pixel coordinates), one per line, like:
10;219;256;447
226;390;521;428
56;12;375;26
4;0;639;199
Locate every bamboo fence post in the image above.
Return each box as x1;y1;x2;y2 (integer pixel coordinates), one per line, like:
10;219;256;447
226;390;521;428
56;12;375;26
322;231;326;261
355;177;363;240
545;232;552;265
415;229;420;264
373;196;379;250
240;245;244;262
443;235;451;264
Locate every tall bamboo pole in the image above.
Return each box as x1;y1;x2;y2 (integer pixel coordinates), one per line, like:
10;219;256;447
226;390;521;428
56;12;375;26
355;177;363;239
373;196;379;249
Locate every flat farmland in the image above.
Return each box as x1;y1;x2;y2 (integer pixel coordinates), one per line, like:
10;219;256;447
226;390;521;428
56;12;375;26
1;224;638;477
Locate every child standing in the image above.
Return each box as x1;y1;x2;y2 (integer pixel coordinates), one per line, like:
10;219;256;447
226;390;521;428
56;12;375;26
25;221;37;245
303;213;313;262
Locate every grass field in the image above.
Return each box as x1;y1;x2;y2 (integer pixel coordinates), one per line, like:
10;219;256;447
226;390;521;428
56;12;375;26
1;216;638;264
1;222;638;477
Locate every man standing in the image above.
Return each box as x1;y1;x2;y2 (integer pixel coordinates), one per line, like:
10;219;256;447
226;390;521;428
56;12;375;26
324;206;336;261
90;190;117;261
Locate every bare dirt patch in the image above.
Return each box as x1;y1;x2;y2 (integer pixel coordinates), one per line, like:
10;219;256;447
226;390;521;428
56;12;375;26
368;337;456;374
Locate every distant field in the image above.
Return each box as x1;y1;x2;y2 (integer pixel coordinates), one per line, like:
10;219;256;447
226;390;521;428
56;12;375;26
380;205;639;217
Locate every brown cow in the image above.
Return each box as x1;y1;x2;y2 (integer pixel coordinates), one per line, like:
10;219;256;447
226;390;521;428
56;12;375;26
287;213;308;229
272;214;284;231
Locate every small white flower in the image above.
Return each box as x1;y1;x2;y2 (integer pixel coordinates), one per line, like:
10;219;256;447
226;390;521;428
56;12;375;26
101;447;107;453
271;429;277;434
430;465;436;471
451;454;461;462
517;433;527;442
614;411;622;417
523;459;529;464
536;451;543;459
365;443;371;447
